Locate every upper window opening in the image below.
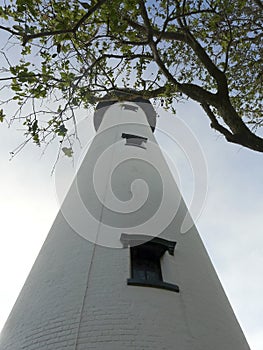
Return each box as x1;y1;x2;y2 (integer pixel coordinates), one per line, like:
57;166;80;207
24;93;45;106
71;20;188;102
121;104;139;112
122;133;148;148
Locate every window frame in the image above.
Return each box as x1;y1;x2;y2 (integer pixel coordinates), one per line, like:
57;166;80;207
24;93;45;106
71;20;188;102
122;133;148;149
120;234;179;293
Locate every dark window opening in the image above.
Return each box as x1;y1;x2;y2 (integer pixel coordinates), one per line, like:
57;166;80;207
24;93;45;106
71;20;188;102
120;234;179;293
122;133;148;148
121;104;139;112
131;244;162;282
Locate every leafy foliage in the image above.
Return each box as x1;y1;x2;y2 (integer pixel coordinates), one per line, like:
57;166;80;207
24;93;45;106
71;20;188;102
0;0;262;153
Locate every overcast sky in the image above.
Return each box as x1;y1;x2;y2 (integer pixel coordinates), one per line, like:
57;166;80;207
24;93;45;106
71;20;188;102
0;96;262;350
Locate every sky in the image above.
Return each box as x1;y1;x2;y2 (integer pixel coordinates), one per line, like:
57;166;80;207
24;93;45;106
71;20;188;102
0;99;262;349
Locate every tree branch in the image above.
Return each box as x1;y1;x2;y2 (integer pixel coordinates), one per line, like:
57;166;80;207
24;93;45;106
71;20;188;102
72;0;107;32
0;25;19;36
169;9;219;21
202;103;235;139
22;28;75;45
125;18;187;42
202;103;263;152
253;0;263;10
126;16;228;94
22;0;107;45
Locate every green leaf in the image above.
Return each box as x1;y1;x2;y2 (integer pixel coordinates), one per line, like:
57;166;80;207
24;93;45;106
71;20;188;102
57;124;68;136
0;109;5;122
62;147;73;157
32;120;38;133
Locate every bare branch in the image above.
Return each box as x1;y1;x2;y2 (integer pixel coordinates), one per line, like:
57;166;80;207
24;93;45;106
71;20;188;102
0;25;19;36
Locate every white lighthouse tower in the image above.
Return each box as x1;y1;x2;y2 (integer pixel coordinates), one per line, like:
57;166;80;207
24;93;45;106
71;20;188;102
0;95;250;349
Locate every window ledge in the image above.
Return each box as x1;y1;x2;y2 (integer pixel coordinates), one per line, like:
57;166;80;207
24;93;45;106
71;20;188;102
127;278;179;293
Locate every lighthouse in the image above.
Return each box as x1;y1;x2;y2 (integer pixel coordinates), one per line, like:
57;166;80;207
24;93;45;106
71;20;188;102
0;95;250;349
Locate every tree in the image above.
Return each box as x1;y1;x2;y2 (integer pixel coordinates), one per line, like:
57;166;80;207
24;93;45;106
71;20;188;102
0;0;262;154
